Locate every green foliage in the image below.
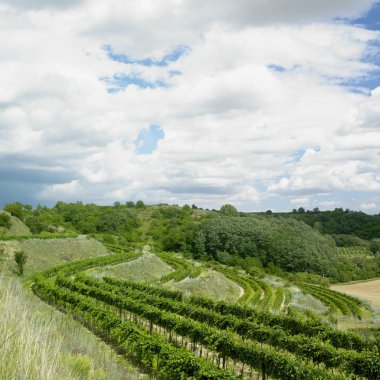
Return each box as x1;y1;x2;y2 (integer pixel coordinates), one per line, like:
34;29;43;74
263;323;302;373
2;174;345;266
281;209;380;240
148;205;201;252
334;234;370;247
296;282;364;318
219;204;238;216
0;247;4;266
0;213;11;229
3;202;25;220
370;239;380;254
135;200;145;208
30;250;380;380
24;216;48;234
192;215;340;278
288;272;331;287
14;250;27;276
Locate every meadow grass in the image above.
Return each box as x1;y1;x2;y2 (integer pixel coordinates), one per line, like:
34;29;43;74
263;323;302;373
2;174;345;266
88;253;173;282
0;212;31;237
0;237;108;277
0;274;148;380
167;269;242;301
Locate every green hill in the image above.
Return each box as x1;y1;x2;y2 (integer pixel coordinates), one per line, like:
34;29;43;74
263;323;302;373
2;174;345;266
0;211;31;236
192;215;338;276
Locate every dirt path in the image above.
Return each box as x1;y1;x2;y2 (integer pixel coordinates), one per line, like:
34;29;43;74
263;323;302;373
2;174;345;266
331;279;380;307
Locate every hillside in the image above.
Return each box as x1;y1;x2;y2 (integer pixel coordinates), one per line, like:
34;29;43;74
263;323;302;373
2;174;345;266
0;211;31;236
0;237;107;277
1;201;380;379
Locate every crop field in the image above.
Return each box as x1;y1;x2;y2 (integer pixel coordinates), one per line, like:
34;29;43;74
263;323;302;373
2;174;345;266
337;246;373;257
31;251;380;380
332;279;380;308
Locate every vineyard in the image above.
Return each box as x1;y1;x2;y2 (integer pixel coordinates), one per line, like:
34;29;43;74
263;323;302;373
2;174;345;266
31;249;380;380
337;246;373;257
296;282;366;318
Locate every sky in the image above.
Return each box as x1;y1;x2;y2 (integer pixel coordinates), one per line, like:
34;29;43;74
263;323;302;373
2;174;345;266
0;0;380;213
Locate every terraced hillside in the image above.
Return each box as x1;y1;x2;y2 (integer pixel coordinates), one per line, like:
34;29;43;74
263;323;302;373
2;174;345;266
32;250;380;379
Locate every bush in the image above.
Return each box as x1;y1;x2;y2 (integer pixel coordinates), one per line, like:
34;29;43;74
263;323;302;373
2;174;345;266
4;203;24;220
14;250;27;276
0;213;11;229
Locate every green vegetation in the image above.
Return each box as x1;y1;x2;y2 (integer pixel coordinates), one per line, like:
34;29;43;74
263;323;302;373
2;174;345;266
277;208;380;240
1;200;380;379
0;212;11;229
0;237;107;277
192;215;339;277
296;282;365;318
157;251;202;282
89;253;173;282
219;203;238;216
167;270;242;301
0;275;146;380
32;255;380;379
14;250;27;276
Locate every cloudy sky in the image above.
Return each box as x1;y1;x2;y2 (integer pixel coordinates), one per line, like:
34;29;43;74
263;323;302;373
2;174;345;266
0;0;380;212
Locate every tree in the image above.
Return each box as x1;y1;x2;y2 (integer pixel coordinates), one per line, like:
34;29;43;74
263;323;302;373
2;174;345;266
4;202;24;220
297;207;305;214
14;250;27;276
136;200;145;208
24;216;47;234
0;213;11;229
370;239;380;255
219;204;238;216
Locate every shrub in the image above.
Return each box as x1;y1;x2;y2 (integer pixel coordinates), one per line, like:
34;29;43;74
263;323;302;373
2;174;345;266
0;213;11;229
14;251;27;276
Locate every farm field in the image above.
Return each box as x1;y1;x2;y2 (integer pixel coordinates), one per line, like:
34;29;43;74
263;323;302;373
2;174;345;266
1;207;380;379
332;279;380;308
31;251;380;380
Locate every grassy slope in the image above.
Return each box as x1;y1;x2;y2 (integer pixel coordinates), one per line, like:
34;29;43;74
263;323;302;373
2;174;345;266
88;253;173;282
0;212;31;236
0;237;107;277
167;269;242;301
0;275;146;380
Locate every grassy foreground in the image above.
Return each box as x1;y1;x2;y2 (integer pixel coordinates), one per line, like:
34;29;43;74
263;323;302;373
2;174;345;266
0;275;148;380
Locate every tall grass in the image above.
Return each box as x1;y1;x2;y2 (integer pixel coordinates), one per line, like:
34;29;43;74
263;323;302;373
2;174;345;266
0;275;65;379
0;275;147;380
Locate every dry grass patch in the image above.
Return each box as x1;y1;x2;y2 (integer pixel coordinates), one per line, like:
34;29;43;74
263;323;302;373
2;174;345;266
0;275;146;380
331;279;380;308
167;269;241;301
0;237;107;277
89;253;173;282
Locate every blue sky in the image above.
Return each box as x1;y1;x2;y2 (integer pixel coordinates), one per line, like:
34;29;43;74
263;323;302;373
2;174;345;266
135;125;165;155
0;0;379;213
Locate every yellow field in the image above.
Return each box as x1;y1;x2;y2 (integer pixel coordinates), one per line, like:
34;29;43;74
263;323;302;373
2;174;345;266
331;279;380;307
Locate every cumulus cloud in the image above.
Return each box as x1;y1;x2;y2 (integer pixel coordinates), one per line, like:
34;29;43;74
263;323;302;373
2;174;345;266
360;202;377;210
0;0;379;212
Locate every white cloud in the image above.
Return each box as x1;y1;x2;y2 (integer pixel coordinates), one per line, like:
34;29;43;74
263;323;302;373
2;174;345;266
0;0;379;210
360;202;377;210
39;180;83;199
290;197;311;208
